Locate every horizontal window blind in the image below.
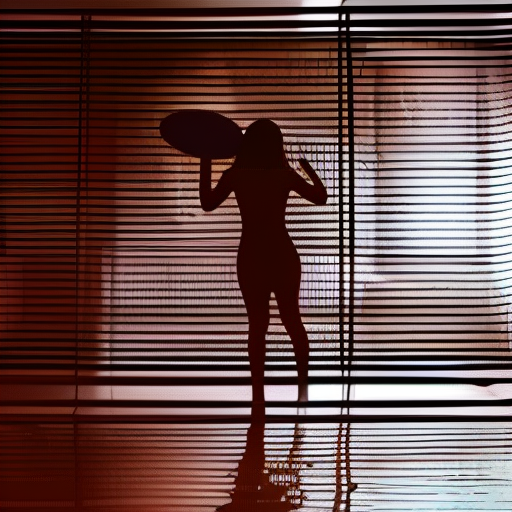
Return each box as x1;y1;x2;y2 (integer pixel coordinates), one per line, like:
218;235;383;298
1;14;83;413
1;6;511;416
342;8;512;411
0;9;340;413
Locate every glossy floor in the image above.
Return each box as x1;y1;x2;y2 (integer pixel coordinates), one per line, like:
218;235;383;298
1;417;511;511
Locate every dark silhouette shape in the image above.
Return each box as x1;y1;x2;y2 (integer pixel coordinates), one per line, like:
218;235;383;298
216;422;307;512
200;119;327;404
160;109;243;159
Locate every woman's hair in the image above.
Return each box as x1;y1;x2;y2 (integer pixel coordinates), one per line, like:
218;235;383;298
233;119;288;171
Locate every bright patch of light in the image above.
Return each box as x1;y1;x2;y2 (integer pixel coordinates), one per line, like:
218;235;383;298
301;0;342;6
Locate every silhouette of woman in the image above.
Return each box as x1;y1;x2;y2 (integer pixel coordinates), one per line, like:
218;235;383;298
200;119;327;405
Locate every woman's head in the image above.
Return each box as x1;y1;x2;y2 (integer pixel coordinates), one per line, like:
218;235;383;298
234;119;288;170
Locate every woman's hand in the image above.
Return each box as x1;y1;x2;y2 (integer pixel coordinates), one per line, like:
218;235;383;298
296;158;328;205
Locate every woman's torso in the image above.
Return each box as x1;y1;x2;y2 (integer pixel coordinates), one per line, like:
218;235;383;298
233;167;291;233
231;166;299;268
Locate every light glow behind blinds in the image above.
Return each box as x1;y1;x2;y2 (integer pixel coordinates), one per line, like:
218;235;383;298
344;10;512;405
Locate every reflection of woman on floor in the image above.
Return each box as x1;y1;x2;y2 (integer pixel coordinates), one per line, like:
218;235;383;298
216;422;306;512
200;119;327;404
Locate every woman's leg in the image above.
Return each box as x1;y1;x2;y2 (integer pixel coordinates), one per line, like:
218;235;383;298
238;258;271;404
274;264;309;402
246;297;270;403
275;293;309;402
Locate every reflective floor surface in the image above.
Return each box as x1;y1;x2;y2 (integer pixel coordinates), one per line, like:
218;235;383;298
1;417;511;512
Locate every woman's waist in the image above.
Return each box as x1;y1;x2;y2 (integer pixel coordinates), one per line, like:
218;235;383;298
239;228;292;243
238;231;297;254
239;219;289;235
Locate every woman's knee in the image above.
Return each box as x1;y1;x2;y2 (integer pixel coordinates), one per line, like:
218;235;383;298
248;310;270;339
277;302;307;340
285;319;308;342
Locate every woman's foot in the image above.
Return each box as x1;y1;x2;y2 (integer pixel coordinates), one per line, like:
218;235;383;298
296;383;308;415
298;382;308;403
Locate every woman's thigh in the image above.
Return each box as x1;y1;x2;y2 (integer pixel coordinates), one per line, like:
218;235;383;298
237;253;272;329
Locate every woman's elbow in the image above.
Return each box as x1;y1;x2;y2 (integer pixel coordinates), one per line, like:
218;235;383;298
316;190;328;206
199;192;215;212
200;200;215;212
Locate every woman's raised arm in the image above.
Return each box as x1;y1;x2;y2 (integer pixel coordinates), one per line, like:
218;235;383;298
199;157;235;212
289;158;328;205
